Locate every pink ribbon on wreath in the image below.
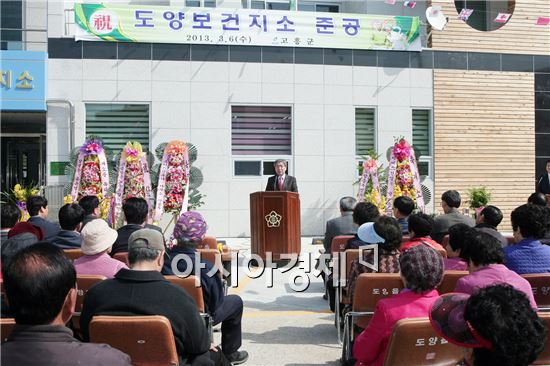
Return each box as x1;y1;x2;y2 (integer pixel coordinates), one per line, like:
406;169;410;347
385;153;398;215
113;155;127;225
409;152;425;212
70;154;85;202
154;151;170;223
97;151;110;198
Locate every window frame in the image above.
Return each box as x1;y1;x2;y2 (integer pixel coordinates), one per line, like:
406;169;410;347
411;108;434;180
231;103;294;178
354;106;377;177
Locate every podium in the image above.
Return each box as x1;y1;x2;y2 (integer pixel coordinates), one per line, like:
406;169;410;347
250;191;301;261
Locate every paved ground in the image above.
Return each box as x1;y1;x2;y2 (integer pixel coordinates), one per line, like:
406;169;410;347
214;238;342;366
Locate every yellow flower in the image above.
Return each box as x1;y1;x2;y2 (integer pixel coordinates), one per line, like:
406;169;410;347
63;195;73;204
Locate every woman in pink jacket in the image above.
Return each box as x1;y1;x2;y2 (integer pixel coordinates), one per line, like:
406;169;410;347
352;245;444;366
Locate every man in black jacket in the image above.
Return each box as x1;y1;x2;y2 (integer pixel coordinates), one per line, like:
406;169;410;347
81;228;227;366
1;243;131;366
27;196;60;241
265;159;298;192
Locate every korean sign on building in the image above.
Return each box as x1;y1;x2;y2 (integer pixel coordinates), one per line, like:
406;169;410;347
0;51;47;111
74;3;421;51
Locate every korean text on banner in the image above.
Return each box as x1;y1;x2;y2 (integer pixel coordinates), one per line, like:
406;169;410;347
74;3;421;51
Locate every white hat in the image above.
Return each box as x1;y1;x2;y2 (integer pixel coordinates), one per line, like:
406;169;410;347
357;222;385;244
80;219;118;255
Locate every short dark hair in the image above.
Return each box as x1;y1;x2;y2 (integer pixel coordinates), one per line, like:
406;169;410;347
2;242;76;325
353;202;380;225
339;197;357;212
373;216;403;251
1;203;21;229
465;284;547;366
441;190;461;208
79;195;100;215
460;231;504;266
528;192;548;206
58;203;85;231
128;247;161;266
27;196;48;216
511;203;547;239
480;205;503;227
448;223;474;252
394;196;415;216
407;213;433;237
122;197;149;225
1;233;39;267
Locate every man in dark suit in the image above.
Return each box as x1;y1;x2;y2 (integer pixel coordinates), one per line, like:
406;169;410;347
431;190;475;244
265;159;298;192
27;196;60;241
323;197;358;253
536;159;550;195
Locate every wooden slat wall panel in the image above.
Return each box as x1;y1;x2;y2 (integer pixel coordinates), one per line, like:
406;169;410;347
430;0;550;55
434;70;535;231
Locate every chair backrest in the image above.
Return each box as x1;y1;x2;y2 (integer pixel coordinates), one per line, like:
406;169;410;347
64;249;84;261
340;249;360;305
522;273;550;310
330;235;355;253
352;273;404;329
383;317;463;366
1;318;16;342
113;252;129;266
533;312;550;365
76;275;107;313
437;271;469;295
89;315;179;366
196;249;223;279
164;275;205;313
198;235;217;250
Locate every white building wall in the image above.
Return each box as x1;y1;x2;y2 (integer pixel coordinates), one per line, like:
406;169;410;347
47;56;433;237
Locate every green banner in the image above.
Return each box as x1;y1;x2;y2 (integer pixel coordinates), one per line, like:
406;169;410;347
75;3;421;51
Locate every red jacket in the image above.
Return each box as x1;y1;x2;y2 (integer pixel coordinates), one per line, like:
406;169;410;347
400;237;445;253
353;289;440;366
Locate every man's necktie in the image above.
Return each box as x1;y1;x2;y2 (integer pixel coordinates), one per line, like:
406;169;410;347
279;176;283;191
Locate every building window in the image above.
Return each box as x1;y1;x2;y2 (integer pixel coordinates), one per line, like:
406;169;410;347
535;74;550;181
454;0;515;31
298;3;339;12
1;0;23;50
232;106;292;176
412;109;433;178
243;0;290;10
186;0;216;7
355;108;376;157
85;104;150;153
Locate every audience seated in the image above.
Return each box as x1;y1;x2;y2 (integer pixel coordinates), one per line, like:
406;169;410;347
81;228;228;366
431;190;475;244
323;197;358;253
27;196;60;241
474;205;507;247
430;284;546;366
505;203;550;274
400;213;445;253
1;204;21;244
74;219;127;279
443;224;470;271
51;204;84;249
345;216;402;304
528;192;550;245
162;211;248;365
1;242;131;366
7;222;43;241
352;245;444;366
111;197;162;256
79;195;100;229
392;196;415;235
454;230;537;309
345;202;381;250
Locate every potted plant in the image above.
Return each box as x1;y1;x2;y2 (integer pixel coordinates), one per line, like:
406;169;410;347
467;186;492;217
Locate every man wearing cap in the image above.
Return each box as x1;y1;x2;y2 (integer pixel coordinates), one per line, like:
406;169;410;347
163;211;248;365
74;219;127;279
353;245;444;366
80;228;225;366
